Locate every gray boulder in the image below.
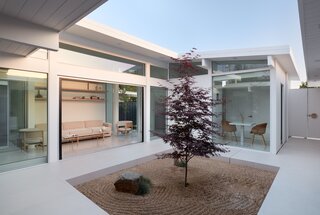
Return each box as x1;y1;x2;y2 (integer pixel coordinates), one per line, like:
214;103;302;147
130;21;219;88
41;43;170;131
114;172;142;194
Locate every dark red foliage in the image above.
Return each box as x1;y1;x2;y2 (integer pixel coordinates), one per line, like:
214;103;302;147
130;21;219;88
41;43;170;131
157;50;227;187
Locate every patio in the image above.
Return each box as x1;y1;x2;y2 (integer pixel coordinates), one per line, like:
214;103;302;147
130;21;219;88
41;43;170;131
0;137;319;215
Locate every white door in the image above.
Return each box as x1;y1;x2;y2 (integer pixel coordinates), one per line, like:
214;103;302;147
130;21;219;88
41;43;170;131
307;88;320;138
288;89;308;137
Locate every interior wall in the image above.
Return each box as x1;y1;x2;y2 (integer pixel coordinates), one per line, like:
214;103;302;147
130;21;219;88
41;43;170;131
62;101;105;122
35;101;47;124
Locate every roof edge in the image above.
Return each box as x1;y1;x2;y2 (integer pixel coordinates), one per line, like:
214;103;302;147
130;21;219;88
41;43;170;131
197;45;292;59
76;18;178;59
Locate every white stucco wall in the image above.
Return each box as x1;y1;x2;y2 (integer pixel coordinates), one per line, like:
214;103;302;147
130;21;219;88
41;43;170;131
269;56;289;154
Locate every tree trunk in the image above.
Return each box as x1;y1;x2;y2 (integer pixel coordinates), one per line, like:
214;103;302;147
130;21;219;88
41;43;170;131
184;156;188;187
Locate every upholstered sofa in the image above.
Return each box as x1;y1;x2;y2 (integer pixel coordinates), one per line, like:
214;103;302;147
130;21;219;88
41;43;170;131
62;120;112;143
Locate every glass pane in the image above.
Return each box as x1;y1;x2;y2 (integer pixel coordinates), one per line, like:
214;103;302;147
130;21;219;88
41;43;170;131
59;44;145;76
150;86;167;139
212;60;268;73
213;71;270;152
0;68;47;172
150;65;168;80
169;62;208;78
61;79;143;158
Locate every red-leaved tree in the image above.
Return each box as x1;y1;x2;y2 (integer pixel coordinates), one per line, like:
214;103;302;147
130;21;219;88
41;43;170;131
158;48;227;187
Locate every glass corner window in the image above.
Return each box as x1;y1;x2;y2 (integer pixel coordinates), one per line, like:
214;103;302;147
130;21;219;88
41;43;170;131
0;68;48;172
212;70;270;152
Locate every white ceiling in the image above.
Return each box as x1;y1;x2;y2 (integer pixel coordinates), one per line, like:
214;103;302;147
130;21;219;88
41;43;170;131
0;38;35;56
298;0;320;80
0;0;107;56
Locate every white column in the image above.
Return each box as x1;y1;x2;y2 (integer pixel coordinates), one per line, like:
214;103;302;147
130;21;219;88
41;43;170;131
144;63;151;142
112;84;119;133
285;72;289;143
268;56;278;154
136;87;143;136
47;51;60;162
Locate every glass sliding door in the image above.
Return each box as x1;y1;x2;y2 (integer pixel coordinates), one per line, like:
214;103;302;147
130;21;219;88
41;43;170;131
0;82;8;148
118;84;143;142
0;68;48;172
213;71;270;151
150;86;167;139
60;79;143;158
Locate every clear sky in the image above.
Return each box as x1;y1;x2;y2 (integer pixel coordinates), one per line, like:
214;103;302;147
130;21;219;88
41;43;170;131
87;0;306;80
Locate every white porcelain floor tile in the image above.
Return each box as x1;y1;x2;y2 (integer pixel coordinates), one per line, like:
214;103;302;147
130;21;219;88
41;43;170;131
1;137;320;215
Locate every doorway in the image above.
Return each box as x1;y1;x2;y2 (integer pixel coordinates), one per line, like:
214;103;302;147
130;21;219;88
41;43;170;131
58;78;144;159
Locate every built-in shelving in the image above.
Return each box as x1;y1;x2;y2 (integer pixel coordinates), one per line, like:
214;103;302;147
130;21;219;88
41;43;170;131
62;98;105;102
62;89;105;94
61;80;106;103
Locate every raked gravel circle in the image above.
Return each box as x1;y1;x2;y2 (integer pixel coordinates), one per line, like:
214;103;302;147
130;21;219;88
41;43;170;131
76;157;276;215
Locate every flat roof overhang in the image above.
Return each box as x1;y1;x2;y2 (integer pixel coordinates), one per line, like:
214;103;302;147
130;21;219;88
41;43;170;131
298;0;320;81
61;19;178;63
0;0;108;56
199;46;300;79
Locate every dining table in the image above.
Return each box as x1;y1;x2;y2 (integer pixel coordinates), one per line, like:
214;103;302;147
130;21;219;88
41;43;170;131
229;122;256;145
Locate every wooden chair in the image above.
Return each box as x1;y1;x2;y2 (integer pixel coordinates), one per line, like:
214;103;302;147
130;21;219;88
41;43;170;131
35;123;47;147
250;123;267;145
116;121;133;135
20;128;44;151
221;120;238;143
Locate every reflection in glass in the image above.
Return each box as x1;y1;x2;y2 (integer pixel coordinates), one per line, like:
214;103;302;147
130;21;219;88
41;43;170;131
212;60;268;73
0;68;47;172
150;87;167;139
150;65;168;80
169;62;208;78
213;71;270;151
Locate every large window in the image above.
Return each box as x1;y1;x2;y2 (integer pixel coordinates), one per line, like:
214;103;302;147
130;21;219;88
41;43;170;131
213;71;270;151
0;68;47;172
60;79;143;158
169;61;208;79
212;60;268;73
150;65;168;80
59;44;145;76
150;86;167;139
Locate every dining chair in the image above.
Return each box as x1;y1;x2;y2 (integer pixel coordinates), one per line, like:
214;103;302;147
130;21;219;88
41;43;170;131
250;123;267;145
221;120;238;143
